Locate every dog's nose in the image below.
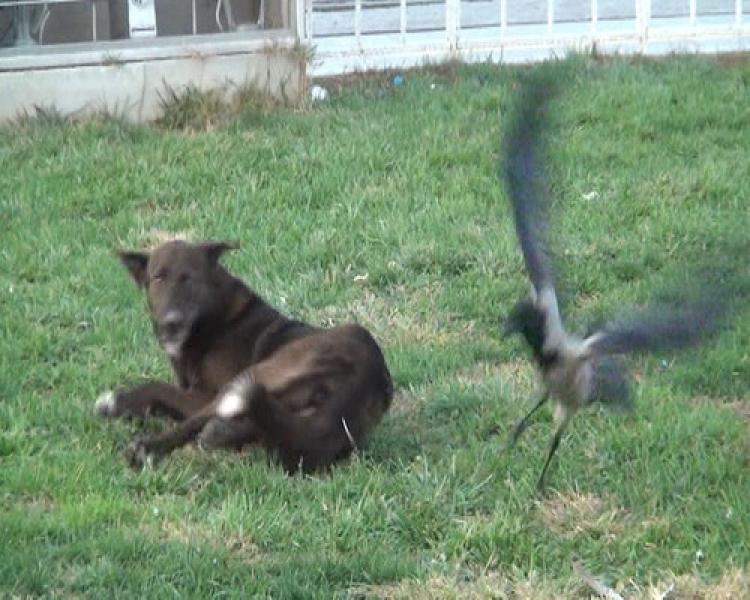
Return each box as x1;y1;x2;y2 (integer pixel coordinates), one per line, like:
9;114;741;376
161;311;185;337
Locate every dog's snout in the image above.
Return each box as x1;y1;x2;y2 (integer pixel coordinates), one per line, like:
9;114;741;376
161;311;185;336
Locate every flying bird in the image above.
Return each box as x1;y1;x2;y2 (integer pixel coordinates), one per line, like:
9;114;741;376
501;65;728;492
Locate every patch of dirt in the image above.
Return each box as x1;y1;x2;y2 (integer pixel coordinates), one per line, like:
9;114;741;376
17;493;55;512
143;518;263;565
316;59;465;96
641;568;750;600
389;385;429;420
140;228;195;249
348;569;580;599
312;286;486;347
688;395;750;422
453;361;504;386
536;491;630;540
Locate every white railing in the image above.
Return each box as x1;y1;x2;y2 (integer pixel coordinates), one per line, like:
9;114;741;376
300;0;750;76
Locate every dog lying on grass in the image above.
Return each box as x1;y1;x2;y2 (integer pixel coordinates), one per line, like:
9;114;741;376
95;240;393;473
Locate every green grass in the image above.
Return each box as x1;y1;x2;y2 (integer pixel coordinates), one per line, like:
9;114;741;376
1;54;749;598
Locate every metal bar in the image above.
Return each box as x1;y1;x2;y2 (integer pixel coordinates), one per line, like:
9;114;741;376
591;0;597;33
306;0;313;40
689;0;696;28
400;0;406;44
354;0;362;39
446;0;457;50
500;0;507;34
192;0;197;35
736;0;742;29
642;0;650;50
455;0;461;47
1;0;81;5
92;1;96;41
295;0;304;39
547;0;554;33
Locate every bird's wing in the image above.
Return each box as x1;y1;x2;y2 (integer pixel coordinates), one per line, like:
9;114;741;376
503;69;564;346
581;296;728;357
503;72;556;297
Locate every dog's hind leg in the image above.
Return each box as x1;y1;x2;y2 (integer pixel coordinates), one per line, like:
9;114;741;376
249;392;349;474
124;378;265;469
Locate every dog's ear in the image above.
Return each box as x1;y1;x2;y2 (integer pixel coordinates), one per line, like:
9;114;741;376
201;241;239;264
117;251;150;287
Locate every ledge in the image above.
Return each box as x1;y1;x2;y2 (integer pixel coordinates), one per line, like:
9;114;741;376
0;29;297;72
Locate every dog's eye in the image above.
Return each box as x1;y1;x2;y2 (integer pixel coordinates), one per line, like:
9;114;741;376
179;273;192;283
151;270;167;282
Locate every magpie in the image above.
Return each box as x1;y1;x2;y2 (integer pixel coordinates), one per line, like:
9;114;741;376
501;66;728;491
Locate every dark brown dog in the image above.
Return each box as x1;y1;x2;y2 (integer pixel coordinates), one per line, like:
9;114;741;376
95;240;393;473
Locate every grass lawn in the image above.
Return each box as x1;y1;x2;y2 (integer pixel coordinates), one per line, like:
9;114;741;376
1;54;748;598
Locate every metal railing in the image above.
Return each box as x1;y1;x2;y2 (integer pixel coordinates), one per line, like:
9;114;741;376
300;0;750;75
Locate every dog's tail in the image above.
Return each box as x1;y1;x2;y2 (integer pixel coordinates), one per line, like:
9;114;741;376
215;371;255;419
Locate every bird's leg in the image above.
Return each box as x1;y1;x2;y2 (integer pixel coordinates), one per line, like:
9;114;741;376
536;406;573;493
504;391;549;450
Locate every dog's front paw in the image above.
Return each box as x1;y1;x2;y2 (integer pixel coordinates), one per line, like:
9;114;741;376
124;437;161;470
94;390;118;418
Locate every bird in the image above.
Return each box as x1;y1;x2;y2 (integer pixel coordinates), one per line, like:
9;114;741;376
500;64;728;492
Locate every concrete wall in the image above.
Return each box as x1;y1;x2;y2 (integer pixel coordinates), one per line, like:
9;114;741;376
0;32;306;123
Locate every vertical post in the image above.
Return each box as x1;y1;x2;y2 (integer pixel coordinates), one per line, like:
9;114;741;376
400;0;407;44
735;0;742;30
591;0;597;33
689;0;696;28
354;0;362;40
92;1;97;41
446;0;456;51
500;0;507;35
306;0;313;40
192;0;197;34
636;0;649;51
455;0;461;49
547;0;554;33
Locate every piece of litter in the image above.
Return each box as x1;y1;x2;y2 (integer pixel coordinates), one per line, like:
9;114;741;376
353;273;369;283
582;191;600;201
572;560;625;600
657;582;676;600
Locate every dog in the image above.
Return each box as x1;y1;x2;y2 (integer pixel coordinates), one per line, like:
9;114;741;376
501;66;728;491
95;239;393;473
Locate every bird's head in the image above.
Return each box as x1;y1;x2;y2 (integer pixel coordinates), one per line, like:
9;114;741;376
503;298;547;357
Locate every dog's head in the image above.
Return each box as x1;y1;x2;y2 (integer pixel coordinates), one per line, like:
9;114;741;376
118;240;238;358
